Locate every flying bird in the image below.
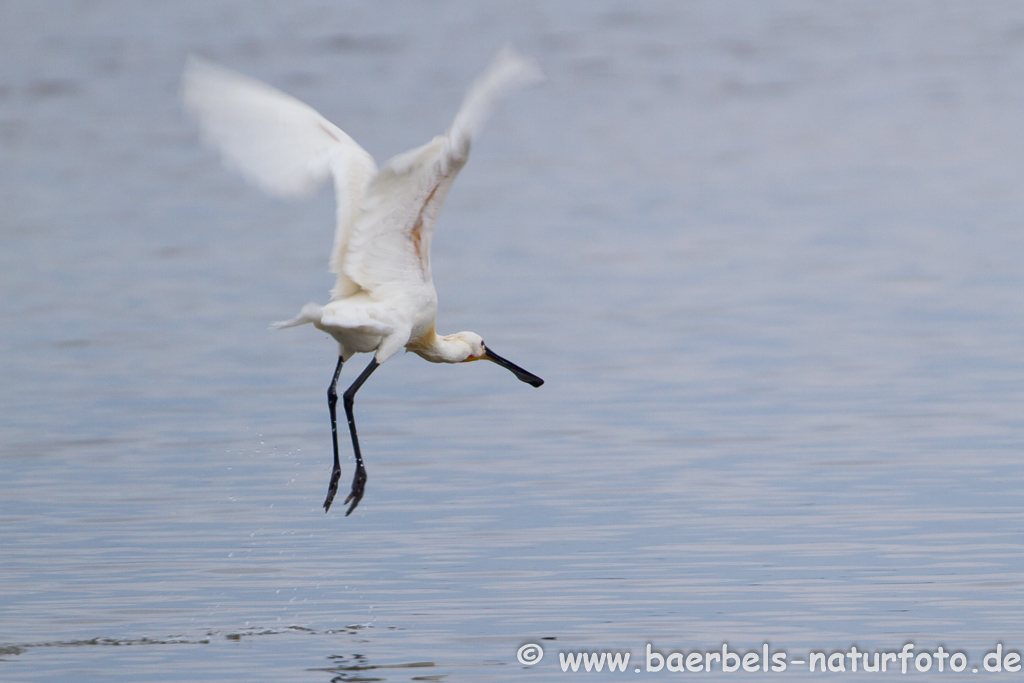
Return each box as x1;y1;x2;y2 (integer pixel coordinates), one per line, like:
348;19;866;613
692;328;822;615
182;48;544;515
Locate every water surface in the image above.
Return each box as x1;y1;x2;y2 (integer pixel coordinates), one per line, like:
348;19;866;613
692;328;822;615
3;1;1024;681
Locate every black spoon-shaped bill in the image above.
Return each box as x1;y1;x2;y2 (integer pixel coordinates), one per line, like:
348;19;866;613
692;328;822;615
483;347;544;387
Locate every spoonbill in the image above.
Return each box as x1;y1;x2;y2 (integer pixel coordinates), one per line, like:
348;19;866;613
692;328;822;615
182;48;545;515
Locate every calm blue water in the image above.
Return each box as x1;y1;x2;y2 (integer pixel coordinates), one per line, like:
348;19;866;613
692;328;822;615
3;1;1024;681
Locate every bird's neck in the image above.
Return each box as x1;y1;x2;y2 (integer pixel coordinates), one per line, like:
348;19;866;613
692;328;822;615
406;324;467;364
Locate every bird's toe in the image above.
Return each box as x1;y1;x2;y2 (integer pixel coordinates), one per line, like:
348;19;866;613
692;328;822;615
343;465;367;516
323;467;342;513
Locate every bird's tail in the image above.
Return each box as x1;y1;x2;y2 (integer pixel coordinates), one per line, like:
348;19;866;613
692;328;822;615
270;302;324;330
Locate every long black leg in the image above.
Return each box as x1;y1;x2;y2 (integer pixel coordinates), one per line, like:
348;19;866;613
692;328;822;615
341;358;380;516
323;356;345;512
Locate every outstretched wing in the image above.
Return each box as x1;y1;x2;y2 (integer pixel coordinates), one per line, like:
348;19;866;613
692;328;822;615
181;55;377;295
338;46;543;301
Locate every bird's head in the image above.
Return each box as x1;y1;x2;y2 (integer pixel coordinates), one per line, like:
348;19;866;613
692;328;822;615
445;331;544;387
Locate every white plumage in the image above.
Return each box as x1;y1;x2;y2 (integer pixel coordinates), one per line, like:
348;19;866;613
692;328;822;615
182;48;544;515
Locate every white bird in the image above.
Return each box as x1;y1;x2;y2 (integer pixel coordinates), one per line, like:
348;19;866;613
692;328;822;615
182;48;545;515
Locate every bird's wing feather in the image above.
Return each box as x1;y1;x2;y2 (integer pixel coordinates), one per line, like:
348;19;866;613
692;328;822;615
338;47;542;300
181;55;378;296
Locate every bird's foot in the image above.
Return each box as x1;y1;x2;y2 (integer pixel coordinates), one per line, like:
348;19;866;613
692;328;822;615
323;466;342;513
343;464;367;516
